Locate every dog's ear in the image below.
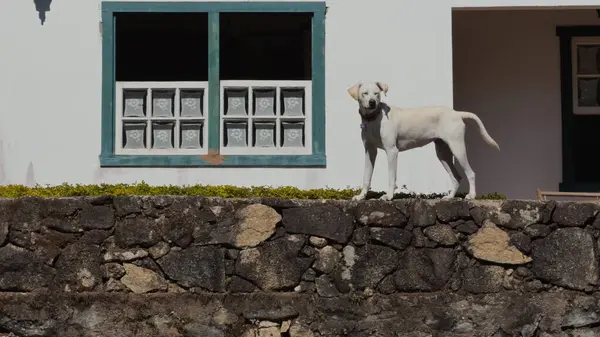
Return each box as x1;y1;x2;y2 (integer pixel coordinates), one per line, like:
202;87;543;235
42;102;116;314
376;82;389;96
347;83;361;101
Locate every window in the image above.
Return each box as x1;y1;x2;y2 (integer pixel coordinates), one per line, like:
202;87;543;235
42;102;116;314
572;37;600;115
100;2;326;167
557;27;600;192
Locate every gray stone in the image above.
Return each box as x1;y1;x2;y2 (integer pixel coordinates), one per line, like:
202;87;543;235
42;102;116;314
105;278;128;292
282;206;354;244
54;243;103;292
394;247;456;291
157;201;197;248
515;266;532;279
229;276;257;293
411;228;436;248
377;274;396;294
302;268;316;282
561;307;600;329
352;200;407;227
593;215;600;230
570;328;600;337
532;227;598;290
452;321;474;333
500;200;542;229
352;227;369;246
113;196;143;216
313;246;342;274
300;245;317;257
235;237;313;291
456;220;479;234
540;200;557;223
43;213;84;233
243;307;299;322
449;219;465;228
369;227;412;250
193;205;283;249
148;242;170;259
469;206;489;226
0;216;7;246
524;224;551;238
79;230;111;245
183;324;225;337
435;200;470;222
225;260;234;275
539;333;568;337
114;217;160;248
332;244;399;292
103;248;148;262
409;200;437;227
296;281;315;293
103;263;126;279
8;230;62;266
520;317;541;337
553;202;599;227
226;248;239;260
158;246;226;291
309;236;327;248
423;224;457;246
39;227;80;247
149;195;173;208
315;275;340;297
2;197;48;233
0;244;55;291
509;231;532;254
462;265;504;294
132;257;164;277
77;205;115;230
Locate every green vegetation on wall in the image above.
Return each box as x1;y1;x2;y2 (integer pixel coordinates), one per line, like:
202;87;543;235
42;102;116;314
0;182;506;200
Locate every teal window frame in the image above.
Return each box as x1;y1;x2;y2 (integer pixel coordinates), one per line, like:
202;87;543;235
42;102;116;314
99;1;326;167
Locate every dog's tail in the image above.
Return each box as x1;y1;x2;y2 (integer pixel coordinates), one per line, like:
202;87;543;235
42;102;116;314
457;111;500;151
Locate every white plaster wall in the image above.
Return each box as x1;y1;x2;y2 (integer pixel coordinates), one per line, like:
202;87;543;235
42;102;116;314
453;8;600;199
0;0;594;194
0;0;453;193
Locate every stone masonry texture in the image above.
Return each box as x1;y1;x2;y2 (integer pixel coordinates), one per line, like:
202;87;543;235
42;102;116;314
1;196;600;336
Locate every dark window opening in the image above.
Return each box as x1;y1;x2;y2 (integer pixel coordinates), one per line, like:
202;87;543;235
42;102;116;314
220;13;312;81
115;13;208;82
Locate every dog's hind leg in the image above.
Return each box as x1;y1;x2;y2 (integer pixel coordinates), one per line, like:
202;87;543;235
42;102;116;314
434;139;462;199
444;135;476;199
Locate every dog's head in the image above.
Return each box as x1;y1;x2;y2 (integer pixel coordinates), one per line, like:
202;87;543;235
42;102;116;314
347;82;388;111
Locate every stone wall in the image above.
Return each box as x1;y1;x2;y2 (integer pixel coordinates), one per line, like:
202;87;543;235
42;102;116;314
1;196;600;337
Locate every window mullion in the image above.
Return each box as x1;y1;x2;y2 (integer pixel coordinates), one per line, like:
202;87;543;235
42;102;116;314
207;11;221;152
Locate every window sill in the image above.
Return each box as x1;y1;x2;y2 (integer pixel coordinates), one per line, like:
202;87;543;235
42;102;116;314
559;181;600;192
99;153;326;167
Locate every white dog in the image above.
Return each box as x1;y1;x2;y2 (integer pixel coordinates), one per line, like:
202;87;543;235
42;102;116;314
348;82;499;201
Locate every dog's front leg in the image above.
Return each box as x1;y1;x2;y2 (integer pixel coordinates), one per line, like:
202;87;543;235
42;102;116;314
380;148;398;201
352;145;377;201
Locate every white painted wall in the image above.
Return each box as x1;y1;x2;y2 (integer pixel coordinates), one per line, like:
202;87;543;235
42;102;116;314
0;0;595;196
453;8;600;199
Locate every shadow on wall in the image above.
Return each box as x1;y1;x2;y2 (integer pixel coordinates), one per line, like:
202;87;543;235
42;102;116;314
34;0;52;25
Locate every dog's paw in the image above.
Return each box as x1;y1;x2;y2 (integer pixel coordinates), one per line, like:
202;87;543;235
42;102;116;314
442;195;454;200
352;194;366;201
465;193;476;200
379;194;393;201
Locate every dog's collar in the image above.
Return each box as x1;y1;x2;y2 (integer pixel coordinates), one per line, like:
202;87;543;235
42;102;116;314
359;106;381;128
